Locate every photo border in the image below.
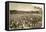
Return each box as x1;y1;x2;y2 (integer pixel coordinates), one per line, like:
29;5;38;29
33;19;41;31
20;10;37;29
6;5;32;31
5;1;45;31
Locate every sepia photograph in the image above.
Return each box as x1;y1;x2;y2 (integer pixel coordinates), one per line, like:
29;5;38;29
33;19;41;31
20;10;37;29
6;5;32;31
5;1;45;30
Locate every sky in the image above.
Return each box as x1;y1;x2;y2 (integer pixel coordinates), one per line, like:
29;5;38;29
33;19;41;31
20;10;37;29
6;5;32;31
9;3;44;11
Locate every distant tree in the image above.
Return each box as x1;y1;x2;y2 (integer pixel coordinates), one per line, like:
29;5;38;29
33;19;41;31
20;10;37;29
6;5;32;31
10;10;17;14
